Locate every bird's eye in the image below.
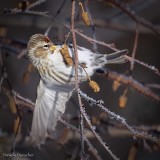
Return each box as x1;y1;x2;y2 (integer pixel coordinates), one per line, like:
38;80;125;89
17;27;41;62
43;44;49;48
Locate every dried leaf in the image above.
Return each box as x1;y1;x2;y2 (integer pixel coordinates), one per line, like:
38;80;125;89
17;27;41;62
99;112;108;119
22;72;29;84
79;2;91;26
6;94;17;114
105;2;116;8
18;0;30;10
128;144;138;160
153;144;159;151
92;116;100;125
22;63;35;84
57;128;71;145
60;44;73;66
119;88;128;108
81;12;91;26
27;63;34;72
119;95;127;108
0;26;7;37
89;80;100;93
112;80;121;92
13;117;21;134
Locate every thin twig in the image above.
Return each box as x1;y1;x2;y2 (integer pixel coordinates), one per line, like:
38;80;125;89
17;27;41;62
70;0;86;158
79;90;160;145
0;45;3;66
130;24;139;73
10;114;21;153
145;84;160;90
17;48;27;59
26;0;46;10
84;0;98;53
107;0;160;37
79;105;120;160
2;0;160;38
68;24;117;51
45;0;67;36
0;66;22;153
0;49;22;153
125;55;160;76
54;0;67;18
59;118;102;160
104;70;160;102
0;46;4;91
13;90;35;109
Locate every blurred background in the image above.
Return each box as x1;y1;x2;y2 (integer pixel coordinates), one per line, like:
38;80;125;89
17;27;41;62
0;0;160;159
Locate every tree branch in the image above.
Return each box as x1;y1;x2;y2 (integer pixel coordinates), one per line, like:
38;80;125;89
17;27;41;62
107;0;160;37
70;0;86;158
103;70;160;102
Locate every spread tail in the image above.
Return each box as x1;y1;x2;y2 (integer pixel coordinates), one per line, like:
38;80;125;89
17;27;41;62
93;49;128;68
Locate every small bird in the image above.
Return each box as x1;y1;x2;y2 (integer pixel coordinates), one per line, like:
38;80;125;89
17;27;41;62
27;34;127;147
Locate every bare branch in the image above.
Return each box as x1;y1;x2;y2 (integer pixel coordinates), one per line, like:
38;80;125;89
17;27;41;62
70;0;86;158
60;118;102;160
107;0;160;37
80;105;120;160
84;1;98;53
125;55;160;76
26;0;46;10
130;24;139;72
79;90;160;145
103;70;160;102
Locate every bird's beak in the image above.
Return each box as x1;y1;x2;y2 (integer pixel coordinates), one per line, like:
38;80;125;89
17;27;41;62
49;45;56;53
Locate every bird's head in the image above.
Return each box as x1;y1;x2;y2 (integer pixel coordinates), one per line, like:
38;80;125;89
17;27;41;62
27;34;56;59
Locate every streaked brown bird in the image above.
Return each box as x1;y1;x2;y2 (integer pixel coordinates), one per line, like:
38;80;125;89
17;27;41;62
27;33;128;147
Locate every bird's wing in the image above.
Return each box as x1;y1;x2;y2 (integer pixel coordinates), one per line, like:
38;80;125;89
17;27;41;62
29;80;72;147
69;45;128;71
